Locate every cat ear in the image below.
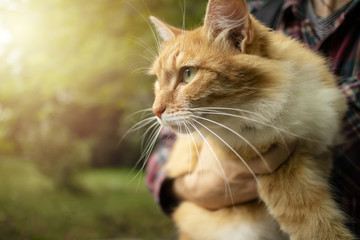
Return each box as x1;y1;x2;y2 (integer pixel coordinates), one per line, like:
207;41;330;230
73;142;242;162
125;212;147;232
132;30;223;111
150;16;182;42
204;0;253;51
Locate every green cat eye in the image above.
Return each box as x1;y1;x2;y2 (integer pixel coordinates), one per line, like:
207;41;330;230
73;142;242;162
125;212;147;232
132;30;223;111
181;67;198;84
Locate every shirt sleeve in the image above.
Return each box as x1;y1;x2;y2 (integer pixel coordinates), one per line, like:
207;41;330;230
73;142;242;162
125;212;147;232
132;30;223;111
247;0;266;14
145;127;176;211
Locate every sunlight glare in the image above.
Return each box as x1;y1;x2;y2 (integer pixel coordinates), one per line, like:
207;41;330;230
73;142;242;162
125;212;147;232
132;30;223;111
0;24;12;44
0;22;12;55
0;0;28;11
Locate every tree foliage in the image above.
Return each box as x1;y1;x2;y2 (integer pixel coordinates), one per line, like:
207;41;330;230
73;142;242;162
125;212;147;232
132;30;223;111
0;0;207;187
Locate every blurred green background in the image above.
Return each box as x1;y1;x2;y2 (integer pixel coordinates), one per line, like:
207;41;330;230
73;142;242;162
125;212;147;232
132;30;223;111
0;0;207;239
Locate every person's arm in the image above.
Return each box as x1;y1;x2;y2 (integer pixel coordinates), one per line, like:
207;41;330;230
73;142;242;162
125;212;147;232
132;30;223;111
146;127;295;213
171;142;296;210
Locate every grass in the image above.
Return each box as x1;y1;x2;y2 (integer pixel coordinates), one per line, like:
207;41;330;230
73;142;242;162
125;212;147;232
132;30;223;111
0;158;176;240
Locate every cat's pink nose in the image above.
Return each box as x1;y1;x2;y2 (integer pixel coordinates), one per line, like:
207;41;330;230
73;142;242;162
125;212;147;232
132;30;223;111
153;105;166;119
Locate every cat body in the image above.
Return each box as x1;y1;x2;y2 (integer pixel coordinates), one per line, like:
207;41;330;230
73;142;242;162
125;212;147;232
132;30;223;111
149;0;354;239
167;135;288;240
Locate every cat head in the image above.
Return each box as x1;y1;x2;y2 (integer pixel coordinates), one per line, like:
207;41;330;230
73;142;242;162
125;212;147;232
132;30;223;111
149;0;289;134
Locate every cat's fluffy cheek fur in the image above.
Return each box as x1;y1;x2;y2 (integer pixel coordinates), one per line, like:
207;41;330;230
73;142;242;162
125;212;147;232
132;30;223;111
279;63;346;153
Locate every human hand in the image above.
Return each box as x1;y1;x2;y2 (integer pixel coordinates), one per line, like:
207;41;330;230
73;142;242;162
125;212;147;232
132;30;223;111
172;142;296;210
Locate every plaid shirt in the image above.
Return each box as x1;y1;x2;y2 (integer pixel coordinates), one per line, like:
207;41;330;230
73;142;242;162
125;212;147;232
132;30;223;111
145;0;360;235
145;127;175;205
276;0;360;234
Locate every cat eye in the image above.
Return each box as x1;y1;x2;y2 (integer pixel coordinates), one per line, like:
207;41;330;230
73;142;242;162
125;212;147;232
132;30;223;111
181;67;198;84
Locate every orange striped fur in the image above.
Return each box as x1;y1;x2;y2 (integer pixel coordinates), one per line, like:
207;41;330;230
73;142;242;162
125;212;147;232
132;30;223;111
149;0;353;239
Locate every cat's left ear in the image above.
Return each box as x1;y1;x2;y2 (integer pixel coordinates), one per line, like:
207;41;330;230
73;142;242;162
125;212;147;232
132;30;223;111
204;0;253;52
150;16;183;42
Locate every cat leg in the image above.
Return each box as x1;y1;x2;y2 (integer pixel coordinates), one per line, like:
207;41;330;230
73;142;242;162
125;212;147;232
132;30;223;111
258;150;354;240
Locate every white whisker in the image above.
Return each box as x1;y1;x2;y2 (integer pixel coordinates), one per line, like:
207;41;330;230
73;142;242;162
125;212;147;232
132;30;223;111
126;35;158;60
187;122;203;177
140;121;162;149
183;122;196;175
192;115;272;173
123;0;161;51
132;66;154;75
130;124;162;181
191;106;300;137
192;109;316;142
136;124;162;166
189;106;269;122
186;121;235;207
126;108;153;119
118;115;158;147
183;124;192;174
191;118;259;186
140;0;163;50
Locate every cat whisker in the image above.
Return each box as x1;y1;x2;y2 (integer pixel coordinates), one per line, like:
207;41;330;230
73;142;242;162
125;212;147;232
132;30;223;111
182;121;203;177
191;115;272;173
132;66;154;75
176;0;187;53
139;0;163;51
137;122;162;162
127;109;155;125
186;121;235;207
139;112;157;122
121;107;160;182
191;118;259;186
177;121;182;135
178;0;186;32
140;121;162;150
126;53;154;68
126;115;157;133
188;106;269;122
191;109;319;143
142;121;162;153
182;122;194;176
126;35;158;61
130;123;163;181
126;107;153;119
124;0;161;51
118;115;158;147
186;121;207;183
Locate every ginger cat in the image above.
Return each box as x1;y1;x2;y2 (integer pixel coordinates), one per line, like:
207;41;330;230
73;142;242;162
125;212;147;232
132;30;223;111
149;0;354;239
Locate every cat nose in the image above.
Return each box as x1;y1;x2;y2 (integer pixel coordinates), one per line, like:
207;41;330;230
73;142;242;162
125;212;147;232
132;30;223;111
153;105;166;119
